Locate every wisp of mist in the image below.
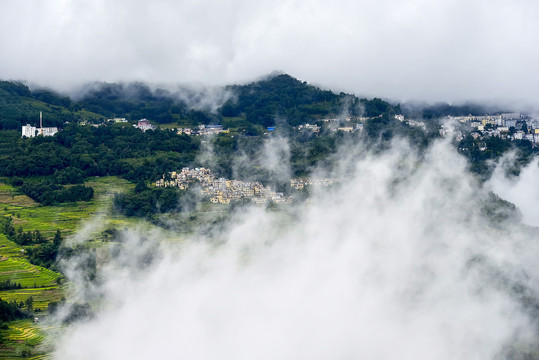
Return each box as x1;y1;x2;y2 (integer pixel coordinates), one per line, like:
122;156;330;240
53;138;539;360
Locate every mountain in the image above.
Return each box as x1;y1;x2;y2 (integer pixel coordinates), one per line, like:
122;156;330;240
0;74;400;132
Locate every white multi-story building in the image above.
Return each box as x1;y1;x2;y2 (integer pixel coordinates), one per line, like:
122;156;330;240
505;119;517;128
21;112;58;138
22;124;38;137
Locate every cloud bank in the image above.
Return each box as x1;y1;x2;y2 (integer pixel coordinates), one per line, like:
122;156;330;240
51;139;539;359
489;157;539;227
1;0;539;105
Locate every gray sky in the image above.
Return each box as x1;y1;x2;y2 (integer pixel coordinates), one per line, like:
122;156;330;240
1;0;538;105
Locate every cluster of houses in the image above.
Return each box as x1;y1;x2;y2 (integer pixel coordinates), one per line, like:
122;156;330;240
155;167;290;205
441;113;539;144
177;125;229;136
116;120;230;135
21;113;232;136
290;178;334;189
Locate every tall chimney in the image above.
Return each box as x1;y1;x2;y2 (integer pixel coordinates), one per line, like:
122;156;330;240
40;111;42;129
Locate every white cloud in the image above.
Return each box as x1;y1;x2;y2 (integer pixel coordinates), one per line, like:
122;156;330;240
489;157;539;227
1;0;538;105
51;139;539;359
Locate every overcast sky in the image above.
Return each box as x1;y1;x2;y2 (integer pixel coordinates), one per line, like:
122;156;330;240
1;0;538;105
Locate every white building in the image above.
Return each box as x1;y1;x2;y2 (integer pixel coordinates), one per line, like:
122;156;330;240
337;126;355;133
505;119;517;128
40;127;58;136
21;112;58;138
134;119;155;132
22;124;38;137
22;124;59;138
299;124;320;132
501;113;521;120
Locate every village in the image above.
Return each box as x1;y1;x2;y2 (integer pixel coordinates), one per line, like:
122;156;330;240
439;112;539;144
155;167;291;205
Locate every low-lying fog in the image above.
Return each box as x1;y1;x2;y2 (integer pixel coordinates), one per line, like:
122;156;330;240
52;139;539;360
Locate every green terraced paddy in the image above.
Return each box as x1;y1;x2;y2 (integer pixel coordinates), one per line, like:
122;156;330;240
0;233;60;303
0;234;25;259
0;176;134;236
0;319;56;359
0;287;63;310
7;321;44;344
0;176;136;357
0;237;61;309
0;183;15;192
0;257;59;288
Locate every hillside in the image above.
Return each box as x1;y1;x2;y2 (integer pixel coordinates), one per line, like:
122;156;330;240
0;74;401;131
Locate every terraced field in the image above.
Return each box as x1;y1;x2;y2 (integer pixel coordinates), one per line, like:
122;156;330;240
7;320;44;345
0;319;57;359
0;176;134;237
0;234;25;259
0;287;63;311
0;235;62;311
0;256;59;287
0;176;135;358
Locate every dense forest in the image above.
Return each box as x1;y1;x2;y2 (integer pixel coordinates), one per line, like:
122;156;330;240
0;124;198;188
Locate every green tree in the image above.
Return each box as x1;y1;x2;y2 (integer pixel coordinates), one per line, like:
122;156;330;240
134;180;148;194
24;296;33;312
53;229;63;248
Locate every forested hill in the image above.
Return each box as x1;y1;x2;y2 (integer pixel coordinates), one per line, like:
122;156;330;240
0;74;400;132
221;74;399;127
0;81;75;130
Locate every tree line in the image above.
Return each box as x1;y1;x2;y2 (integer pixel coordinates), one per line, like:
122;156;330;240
19;181;93;205
113;181;190;218
0;298;28;324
